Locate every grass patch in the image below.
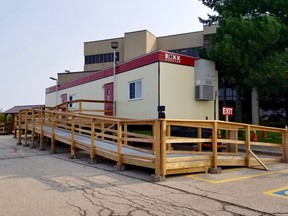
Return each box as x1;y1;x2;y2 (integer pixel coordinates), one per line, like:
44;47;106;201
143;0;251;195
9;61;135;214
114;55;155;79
237;131;282;144
128;129;152;136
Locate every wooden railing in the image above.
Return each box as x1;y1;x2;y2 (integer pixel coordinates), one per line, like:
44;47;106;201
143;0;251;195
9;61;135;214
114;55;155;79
0;123;5;134
15;107;288;180
49;99;113;115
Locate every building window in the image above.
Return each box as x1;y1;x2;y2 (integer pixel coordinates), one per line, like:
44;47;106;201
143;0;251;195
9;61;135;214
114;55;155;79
85;52;119;65
68;94;76;108
169;47;200;58
129;80;142;100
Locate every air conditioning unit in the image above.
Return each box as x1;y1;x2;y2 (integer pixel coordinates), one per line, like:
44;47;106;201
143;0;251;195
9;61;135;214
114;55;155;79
196;84;214;101
195;59;216;101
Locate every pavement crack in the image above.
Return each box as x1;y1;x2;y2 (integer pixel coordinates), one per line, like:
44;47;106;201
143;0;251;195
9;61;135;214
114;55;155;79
66;199;87;216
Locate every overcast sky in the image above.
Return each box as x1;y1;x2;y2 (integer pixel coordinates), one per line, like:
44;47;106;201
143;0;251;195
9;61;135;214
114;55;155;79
0;0;212;111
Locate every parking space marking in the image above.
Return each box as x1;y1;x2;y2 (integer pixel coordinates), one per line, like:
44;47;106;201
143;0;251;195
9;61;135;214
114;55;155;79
264;186;288;199
187;169;288;184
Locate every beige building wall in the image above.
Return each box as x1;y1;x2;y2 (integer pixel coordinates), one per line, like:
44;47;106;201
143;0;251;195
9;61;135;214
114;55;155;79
157;31;204;51
116;63;159;119
203;24;218;35
160;62;218;120
146;31;158;54
124;30;157;61
58;71;96;84
46;76;113;112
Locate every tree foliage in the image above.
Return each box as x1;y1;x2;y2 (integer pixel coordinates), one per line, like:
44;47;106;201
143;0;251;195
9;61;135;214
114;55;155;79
199;0;288;123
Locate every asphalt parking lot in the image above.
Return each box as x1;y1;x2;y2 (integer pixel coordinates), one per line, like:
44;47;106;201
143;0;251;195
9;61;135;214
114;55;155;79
0;135;288;216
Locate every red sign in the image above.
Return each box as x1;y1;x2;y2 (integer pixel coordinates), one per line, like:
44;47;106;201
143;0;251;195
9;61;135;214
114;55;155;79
223;107;233;116
159;51;198;66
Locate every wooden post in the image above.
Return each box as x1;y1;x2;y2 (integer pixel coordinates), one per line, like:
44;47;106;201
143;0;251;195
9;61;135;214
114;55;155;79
152;121;157;154
115;121;124;171
154;120;162;178
13;115;17;138
50;113;56;154
89;118;96;162
31;110;36;148
225;116;231;152
101;121;104;141
166;125;172;152
246;125;251;167
197;128;202;151
24;110;28;146
39;111;45;151
123;123;128;145
212;121;218;168
283;129;288;162
70;116;76;158
79;100;82;113
160;119;167;178
17;111;22;145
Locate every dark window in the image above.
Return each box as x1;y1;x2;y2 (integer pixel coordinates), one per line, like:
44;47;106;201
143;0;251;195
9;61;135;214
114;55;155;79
84;52;120;65
129;80;142;100
129;82;135;99
169;47;200;58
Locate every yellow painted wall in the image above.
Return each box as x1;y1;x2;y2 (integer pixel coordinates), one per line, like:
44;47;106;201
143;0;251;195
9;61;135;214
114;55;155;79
160;62;218;120
46;76;113;112
116;63;159;119
46;60;218;120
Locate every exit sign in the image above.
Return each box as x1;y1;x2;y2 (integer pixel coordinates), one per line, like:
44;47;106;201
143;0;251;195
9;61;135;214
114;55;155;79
223;107;233;116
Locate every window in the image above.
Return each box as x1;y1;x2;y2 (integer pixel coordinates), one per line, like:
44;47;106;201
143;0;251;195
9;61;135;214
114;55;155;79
68;94;76;108
169;47;200;58
84;52;119;64
129;80;142;100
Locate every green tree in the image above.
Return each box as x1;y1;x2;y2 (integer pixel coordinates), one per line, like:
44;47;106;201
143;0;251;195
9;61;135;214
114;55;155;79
199;0;288;123
0;109;5;123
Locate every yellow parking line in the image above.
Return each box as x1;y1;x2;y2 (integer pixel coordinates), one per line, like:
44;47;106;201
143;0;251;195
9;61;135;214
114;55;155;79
187;169;288;184
264;186;288;199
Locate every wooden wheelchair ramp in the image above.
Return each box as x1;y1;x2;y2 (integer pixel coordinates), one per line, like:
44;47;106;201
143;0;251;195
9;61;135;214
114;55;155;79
15;102;288;181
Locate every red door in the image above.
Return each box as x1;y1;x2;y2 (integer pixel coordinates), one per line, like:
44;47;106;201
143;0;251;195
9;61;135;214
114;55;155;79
61;94;67;103
104;83;114;116
61;94;68;112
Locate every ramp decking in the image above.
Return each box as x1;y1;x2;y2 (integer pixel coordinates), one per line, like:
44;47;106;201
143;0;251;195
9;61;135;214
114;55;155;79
14;100;288;181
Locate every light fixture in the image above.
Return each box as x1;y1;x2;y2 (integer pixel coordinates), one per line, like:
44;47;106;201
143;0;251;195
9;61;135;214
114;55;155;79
111;41;118;49
50;77;57;81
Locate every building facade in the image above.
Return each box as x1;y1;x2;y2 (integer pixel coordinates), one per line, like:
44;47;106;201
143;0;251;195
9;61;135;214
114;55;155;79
46;26;218;120
83;25;217;71
46;51;218;120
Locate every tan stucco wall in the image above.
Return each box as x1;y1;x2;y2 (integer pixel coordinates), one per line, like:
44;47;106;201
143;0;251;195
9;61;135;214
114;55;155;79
46;76;113;112
124;30;158;61
58;71;96;84
116;63;159;119
203;24;218;35
160;62;218;120
157;31;204;51
146;31;157;54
